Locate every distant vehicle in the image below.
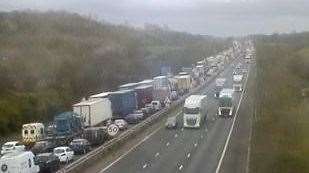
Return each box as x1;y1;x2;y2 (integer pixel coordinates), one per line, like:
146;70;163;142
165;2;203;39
22;123;45;145
114;119;128;130
73;98;112;127
236;63;242;69
133;110;145;119
35;153;60;173
218;89;234;117
53;147;74;163
153;76;171;105
134;85;153;109
31;140;55;155
69;139;91;155
82;127;108;146
233;75;243;92
124;114;140;124
170;91;178;101
118;83;139;91
1;141;25;155
165;116;177;129
142;103;156;115
183;95;208;128
215;78;226;98
109;90;137;119
151;101;162;111
175;75;191;95
0;151;39;173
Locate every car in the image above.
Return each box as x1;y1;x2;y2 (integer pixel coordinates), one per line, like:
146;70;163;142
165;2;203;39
133;110;145;119
31;140;55;155
1;141;25;155
53;147;74;163
114;119;128;130
35;153;60;173
125;114;140;124
69;139;91;155
165;116;177;129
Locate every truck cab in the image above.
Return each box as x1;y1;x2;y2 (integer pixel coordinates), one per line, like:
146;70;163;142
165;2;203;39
183;95;207;128
218;89;234;117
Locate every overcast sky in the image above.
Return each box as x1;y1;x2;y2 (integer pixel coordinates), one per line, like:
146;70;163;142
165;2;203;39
1;0;309;36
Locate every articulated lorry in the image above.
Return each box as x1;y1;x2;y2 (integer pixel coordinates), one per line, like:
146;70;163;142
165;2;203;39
183;95;207;128
218;89;234;117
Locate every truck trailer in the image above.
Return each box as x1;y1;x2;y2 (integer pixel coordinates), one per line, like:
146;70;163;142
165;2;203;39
134;85;153;109
109;90;137;118
183;95;207;128
73;98;112;127
153;76;171;105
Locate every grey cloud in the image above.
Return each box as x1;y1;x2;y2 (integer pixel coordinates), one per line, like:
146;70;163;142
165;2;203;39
0;0;309;36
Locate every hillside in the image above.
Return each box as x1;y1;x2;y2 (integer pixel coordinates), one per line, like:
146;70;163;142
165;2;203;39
0;11;229;135
251;32;309;173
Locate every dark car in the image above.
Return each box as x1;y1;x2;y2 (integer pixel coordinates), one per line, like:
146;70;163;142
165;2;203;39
35;153;60;173
32;140;55;155
125;114;142;124
165;116;177;129
69;139;91;154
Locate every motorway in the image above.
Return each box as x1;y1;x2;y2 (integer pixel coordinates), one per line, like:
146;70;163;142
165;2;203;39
79;56;254;173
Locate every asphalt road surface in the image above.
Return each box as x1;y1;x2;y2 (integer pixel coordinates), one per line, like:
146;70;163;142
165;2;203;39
80;57;254;173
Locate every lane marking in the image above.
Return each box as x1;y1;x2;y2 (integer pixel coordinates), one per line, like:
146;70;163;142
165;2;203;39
98;126;162;173
187;153;191;158
174;134;178;138
201;135;204;139
166;142;170;146
178;164;184;170
194;143;198;147
155;152;160;157
142;163;148;169
215;64;251;173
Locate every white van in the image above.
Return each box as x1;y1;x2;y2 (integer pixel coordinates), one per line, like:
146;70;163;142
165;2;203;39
1;141;25;155
0;151;39;173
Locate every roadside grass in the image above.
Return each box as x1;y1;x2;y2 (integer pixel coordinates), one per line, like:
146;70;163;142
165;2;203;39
251;42;309;173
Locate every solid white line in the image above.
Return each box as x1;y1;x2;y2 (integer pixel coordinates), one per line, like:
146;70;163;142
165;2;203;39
215;64;251;173
98;126;162;173
187;153;191;158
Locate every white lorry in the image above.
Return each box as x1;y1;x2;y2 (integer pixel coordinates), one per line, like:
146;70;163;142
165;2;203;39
73;98;112;127
233;74;243;92
0;151;39;173
175;75;191;95
218;89;234;117
183;95;207;128
22;123;45;145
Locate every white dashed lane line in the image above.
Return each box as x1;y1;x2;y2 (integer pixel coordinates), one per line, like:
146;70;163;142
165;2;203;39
166;142;170;146
142;163;148;169
187;153;191;158
155;152;160;157
178;164;184;171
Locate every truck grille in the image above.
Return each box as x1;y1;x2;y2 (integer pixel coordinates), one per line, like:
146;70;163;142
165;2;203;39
186;118;197;126
221;108;230;115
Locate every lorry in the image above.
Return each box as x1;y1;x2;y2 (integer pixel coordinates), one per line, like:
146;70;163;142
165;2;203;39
22;123;45;145
183;95;207;128
134;85;153;109
218;89;234;117
215;78;226;98
118;83;140;91
89;92;110;100
0;151;39;173
153;76;171;105
233;74;243;92
51;112;83;145
109;90;137;118
137;79;153;87
82;127;108;146
73;98;112;127
175;75;191;95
